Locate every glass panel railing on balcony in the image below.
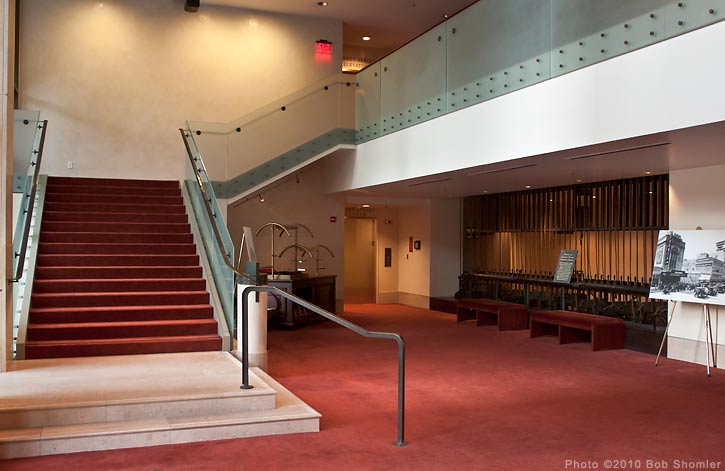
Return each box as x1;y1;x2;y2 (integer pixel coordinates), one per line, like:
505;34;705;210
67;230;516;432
380;24;447;136
182;130;236;331
447;0;551;110
356;0;725;142
187;73;355;199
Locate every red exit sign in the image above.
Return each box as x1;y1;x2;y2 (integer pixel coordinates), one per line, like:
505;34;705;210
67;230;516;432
315;40;333;55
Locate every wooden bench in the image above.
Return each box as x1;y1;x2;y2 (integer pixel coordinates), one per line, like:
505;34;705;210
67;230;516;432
530;310;625;351
457;298;529;331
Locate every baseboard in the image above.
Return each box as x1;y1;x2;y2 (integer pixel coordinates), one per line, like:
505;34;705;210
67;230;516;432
376;292;399;304
397;292;430;309
667;336;723;369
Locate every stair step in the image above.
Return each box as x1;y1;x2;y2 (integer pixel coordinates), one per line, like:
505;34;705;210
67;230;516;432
47;176;180;189
27;319;219;341
45;184;181;197
40;232;194;244
34;266;203;280
44;193;184;205
44;202;187;214
33;278;207;294
28;305;214;324
31;291;210;309
42;211;188;224
37;254;199;267
39;243;197;255
24;335;222;359
41;221;191;234
0;359;317;460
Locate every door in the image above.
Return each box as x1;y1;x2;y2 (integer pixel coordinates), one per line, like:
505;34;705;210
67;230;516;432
344;218;375;303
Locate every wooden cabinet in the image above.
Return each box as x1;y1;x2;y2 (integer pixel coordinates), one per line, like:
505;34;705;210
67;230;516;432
267;275;336;328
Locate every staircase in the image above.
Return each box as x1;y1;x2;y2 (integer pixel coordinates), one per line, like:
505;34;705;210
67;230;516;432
25;176;222;359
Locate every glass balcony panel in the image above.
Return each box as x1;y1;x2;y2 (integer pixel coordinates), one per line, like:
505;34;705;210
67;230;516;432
446;0;551;112
380;24;447;136
355;62;381;143
663;0;725;37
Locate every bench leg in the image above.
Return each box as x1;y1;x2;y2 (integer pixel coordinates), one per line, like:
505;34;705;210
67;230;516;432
498;308;529;331
591;325;626;351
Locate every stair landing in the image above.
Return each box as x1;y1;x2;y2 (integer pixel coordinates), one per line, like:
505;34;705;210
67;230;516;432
0;352;320;459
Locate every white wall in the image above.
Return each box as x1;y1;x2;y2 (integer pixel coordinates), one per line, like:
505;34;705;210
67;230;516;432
19;0;342;181
327;21;725;193
225;162;345;311
667;164;725;368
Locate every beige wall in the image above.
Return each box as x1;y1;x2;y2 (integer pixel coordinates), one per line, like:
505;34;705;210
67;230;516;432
225;161;345;310
667;163;725;368
397;203;431;308
19;0;342;181
1;0;15;371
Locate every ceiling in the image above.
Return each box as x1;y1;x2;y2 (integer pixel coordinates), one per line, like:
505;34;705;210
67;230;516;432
342;120;725;201
203;0;476;60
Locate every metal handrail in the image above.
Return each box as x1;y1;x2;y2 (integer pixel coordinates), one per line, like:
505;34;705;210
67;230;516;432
179;129;256;284
11;120;48;283
181;129;407;445
240;285;407;447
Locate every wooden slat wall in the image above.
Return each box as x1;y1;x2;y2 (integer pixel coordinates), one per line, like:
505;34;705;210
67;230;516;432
462;175;668;283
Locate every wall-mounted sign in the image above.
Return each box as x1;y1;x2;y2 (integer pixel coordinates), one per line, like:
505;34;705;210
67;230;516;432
315;39;333;55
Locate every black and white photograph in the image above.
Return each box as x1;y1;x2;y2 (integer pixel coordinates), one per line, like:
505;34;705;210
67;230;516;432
649;230;725;306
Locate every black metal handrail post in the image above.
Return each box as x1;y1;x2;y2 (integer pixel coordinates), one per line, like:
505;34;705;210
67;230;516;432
11;120;48;283
240;285;407;447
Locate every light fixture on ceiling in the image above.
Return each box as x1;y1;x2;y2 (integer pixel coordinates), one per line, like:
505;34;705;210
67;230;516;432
318;1;328;6
362;204;371;208
468;163;536;177
258;194;265;203
184;0;200;13
525;185;532;189
644;171;652;175
362;36;371;41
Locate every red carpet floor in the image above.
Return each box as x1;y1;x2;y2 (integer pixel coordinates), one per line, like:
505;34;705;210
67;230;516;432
5;304;725;470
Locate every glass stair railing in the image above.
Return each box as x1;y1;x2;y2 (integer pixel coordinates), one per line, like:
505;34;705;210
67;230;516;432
186;73;356;200
11;110;48;357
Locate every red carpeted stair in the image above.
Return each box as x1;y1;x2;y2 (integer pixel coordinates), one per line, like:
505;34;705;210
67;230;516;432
25;176;222;359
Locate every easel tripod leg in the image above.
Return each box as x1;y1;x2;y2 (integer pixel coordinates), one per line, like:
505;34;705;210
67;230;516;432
655;301;676;366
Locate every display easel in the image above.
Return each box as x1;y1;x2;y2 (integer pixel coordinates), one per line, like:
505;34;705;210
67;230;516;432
655;300;718;377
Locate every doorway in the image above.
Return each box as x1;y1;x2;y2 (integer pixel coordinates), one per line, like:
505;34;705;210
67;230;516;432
344;218;376;303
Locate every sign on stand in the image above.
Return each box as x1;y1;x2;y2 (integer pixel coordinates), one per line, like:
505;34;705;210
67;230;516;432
553;250;578;284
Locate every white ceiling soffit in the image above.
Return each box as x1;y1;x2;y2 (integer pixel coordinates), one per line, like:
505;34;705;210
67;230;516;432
344;120;725;199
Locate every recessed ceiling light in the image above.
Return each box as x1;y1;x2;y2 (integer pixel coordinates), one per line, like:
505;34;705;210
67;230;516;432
525;185;532;189
317;2;328;6
576;179;583;183
443;14;449;18
644;171;652;175
362;36;371;41
362;204;371;208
